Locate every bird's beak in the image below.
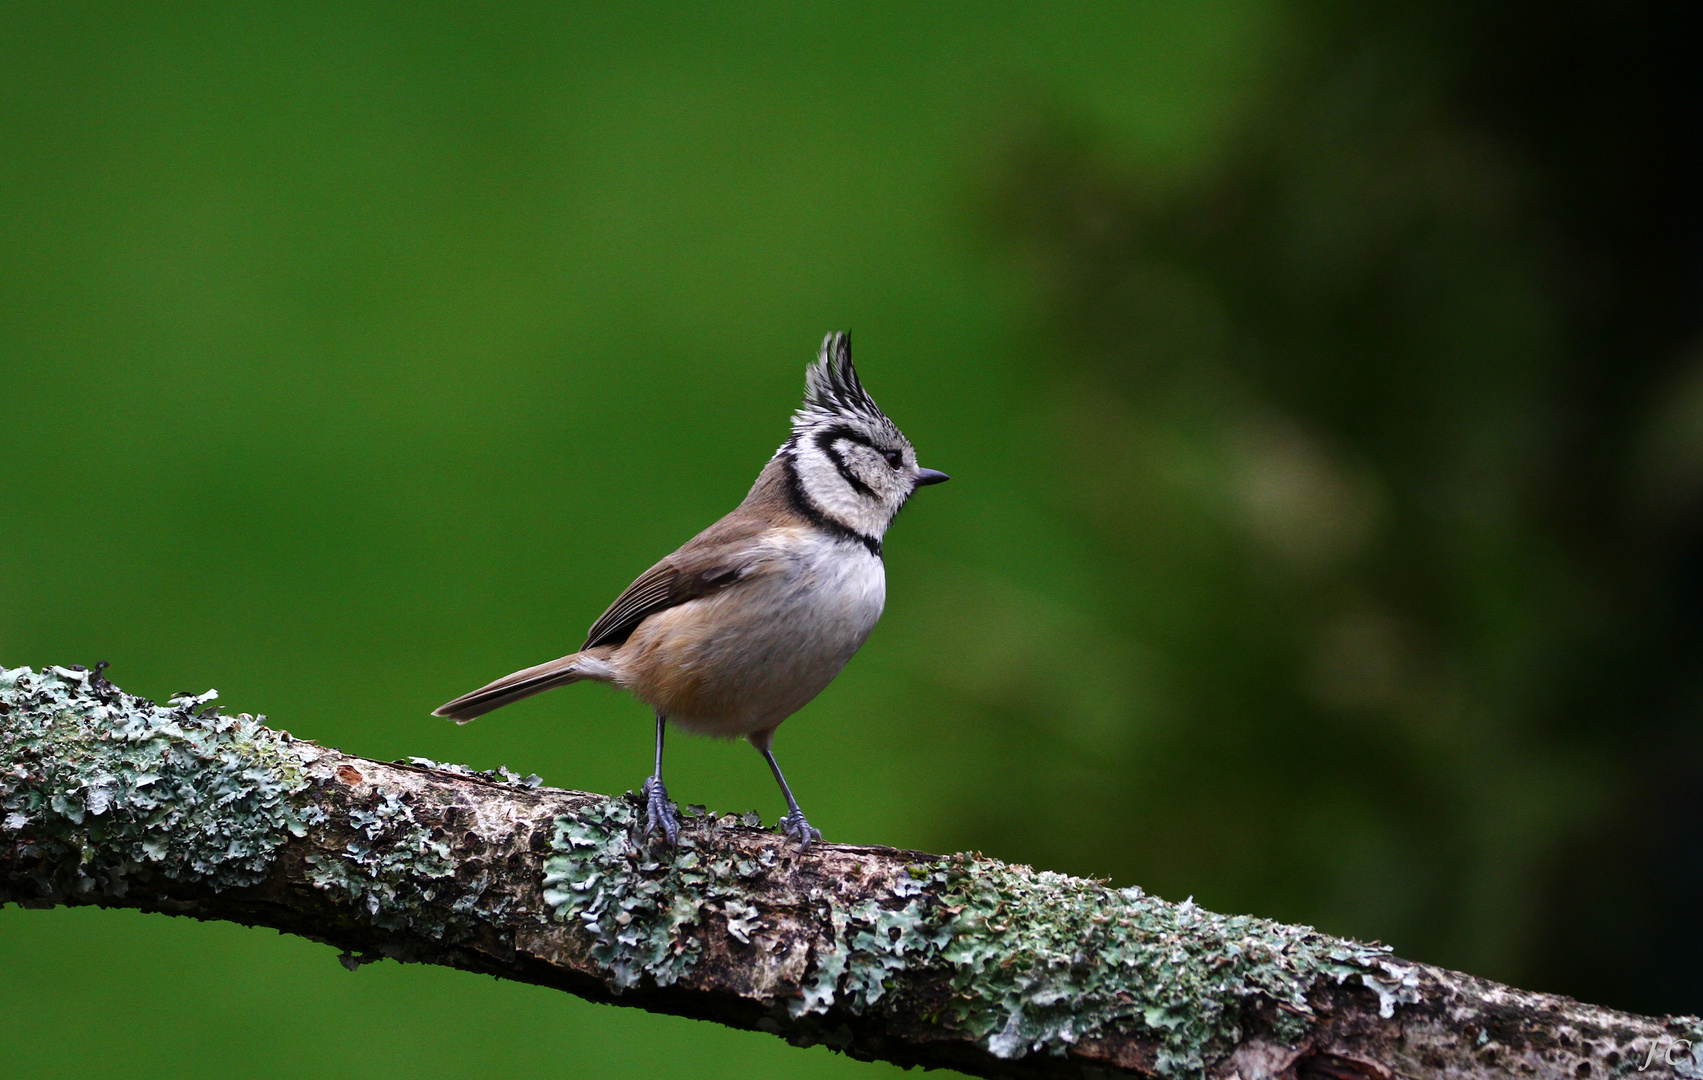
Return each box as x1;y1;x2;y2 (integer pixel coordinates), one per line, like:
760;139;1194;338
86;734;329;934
914;468;950;487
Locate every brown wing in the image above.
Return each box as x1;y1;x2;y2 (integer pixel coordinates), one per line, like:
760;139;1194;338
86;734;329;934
581;462;806;650
579;558;718;643
581;514;775;649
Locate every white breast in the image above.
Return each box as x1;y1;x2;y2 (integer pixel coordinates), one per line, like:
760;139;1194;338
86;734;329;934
614;529;886;737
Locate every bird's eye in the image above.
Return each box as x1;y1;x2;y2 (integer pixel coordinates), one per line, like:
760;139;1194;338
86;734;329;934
882;450;902;469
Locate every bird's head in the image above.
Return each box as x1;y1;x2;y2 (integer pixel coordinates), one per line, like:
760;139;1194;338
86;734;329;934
780;332;948;543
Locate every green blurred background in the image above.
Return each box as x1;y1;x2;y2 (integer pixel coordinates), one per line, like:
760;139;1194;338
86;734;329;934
4;2;1702;1076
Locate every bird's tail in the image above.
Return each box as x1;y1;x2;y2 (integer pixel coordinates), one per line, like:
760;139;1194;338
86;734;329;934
432;650;612;724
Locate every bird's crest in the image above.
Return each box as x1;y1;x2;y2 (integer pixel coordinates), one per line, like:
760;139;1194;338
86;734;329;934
792;332;891;434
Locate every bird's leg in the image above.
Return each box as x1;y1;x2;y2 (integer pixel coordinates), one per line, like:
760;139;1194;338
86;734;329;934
756;740;821;849
641;712;679;846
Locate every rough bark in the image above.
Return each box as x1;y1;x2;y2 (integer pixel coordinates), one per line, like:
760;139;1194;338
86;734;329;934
2;665;1698;1080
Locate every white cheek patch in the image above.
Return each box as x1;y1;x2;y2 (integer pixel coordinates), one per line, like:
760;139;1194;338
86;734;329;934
832;439;884;496
792;443;895;539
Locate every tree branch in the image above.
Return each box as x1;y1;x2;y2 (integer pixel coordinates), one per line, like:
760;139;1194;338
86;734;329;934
2;665;1696;1079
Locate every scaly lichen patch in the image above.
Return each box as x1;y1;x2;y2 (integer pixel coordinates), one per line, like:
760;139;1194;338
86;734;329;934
790;864;948;1018
542;797;778;989
539;797;1418;1079
0;665;319;899
302;789;459;934
780;851;1416;1076
924;857;1418;1075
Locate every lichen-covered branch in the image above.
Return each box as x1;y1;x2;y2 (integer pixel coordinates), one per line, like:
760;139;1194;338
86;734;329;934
2;666;1698;1079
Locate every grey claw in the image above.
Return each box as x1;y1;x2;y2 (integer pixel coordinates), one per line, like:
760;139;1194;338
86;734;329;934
641;775;679;846
778;809;822;850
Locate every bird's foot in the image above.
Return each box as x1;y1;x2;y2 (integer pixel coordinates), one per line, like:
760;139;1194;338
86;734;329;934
641;775;679;847
778;808;822;850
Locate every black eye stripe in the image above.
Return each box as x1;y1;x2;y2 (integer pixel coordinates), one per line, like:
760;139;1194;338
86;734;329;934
813;425;877;454
815;425;906;465
814;425;883;497
824;443;875;497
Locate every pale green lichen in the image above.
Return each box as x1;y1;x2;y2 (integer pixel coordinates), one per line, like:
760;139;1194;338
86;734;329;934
0;665;317;899
790;867;948;1017
303;788;461;934
0;666;486;943
798;860;1418;1074
543;797;1418;1078
918;858;1418;1075
542;797;778;989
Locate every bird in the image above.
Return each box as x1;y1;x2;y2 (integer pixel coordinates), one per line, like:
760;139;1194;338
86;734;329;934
433;332;949;847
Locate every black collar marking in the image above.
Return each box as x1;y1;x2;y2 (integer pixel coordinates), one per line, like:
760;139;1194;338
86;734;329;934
781;451;882;558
